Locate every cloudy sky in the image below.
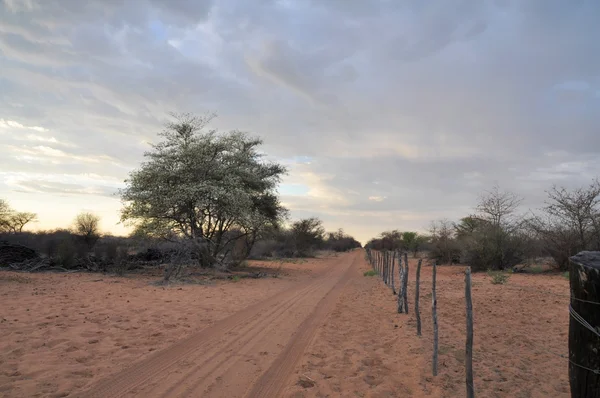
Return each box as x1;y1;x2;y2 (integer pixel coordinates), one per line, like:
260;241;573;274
1;0;599;243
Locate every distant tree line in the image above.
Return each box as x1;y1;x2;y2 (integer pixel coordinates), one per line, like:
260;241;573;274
249;218;361;259
364;230;427;257
1;112;361;276
366;180;600;272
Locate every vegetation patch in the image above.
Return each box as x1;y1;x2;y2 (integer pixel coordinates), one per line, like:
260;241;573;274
488;270;510;285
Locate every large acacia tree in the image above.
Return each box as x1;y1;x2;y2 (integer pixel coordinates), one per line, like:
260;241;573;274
120;113;287;267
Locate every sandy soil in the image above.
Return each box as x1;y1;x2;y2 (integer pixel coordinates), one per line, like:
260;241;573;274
1;251;570;397
284;256;570;398
0;256;335;398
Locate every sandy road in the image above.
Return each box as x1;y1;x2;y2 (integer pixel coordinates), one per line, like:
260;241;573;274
76;250;360;398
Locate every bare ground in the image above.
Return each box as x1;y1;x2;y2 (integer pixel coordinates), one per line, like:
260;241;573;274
0;251;570;397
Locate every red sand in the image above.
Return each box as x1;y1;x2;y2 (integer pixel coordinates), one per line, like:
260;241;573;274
0;251;570;397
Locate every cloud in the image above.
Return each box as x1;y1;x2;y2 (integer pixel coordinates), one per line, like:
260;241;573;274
1;0;599;242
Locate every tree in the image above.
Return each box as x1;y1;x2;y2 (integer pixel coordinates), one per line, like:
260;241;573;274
291;217;325;256
464;186;527;270
0;199;38;234
529;180;600;270
324;228;361;252
476;185;523;230
454;216;486;239
429;219;459;264
6;212;38;233
73;212;101;247
120;113;287;268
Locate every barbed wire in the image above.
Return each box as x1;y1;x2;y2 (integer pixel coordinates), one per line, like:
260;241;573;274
535;344;600;375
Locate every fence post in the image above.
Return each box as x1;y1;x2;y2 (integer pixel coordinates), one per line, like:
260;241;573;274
386;251;390;285
383;251;388;284
415;258;422;336
432;261;438;376
402;252;409;313
391;250;397;295
397;252;404;313
387;251;392;286
465;266;474;398
569;251;600;397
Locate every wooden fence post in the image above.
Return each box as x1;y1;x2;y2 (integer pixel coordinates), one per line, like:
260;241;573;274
402;252;409;313
391;250;397;295
432;261;439;376
569;251;600;397
386;251;390;285
383;251;388;284
415;258;422;336
397;252;404;313
465;266;474;398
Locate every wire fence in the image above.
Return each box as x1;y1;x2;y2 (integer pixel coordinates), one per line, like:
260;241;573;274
364;248;600;397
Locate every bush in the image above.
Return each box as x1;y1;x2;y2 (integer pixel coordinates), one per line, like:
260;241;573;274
364;270;377;277
55;239;78;269
488;270;509;285
459;226;528;271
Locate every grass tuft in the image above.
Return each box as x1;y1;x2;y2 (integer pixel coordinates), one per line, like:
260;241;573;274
487;270;510;285
363;270;377;277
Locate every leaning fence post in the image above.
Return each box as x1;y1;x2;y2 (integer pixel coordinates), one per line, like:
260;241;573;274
465;266;474;398
415;258;422;336
402;252;409;314
432;260;439;376
569;251;600;397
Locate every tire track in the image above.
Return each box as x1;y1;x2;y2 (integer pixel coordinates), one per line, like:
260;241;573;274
76;252;357;398
245;251;360;397
154;265;340;397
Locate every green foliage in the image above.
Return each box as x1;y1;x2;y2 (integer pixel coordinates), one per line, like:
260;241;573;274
290;217;325;257
119;113;287;268
324;228;362;252
232;275;241;282
428;220;461;264
364;270;377;277
562;271;569;280
488;270;510;285
365;230;426;256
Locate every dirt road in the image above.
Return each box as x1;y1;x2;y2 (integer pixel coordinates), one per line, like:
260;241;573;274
75;251;360;398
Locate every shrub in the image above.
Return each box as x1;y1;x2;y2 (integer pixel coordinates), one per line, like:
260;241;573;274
488;271;509;285
364;270;377;277
55;239;78;269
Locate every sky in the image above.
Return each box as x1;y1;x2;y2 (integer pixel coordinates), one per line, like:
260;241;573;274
1;0;599;244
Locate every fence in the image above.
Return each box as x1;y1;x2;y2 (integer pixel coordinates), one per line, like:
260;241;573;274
365;248;600;398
